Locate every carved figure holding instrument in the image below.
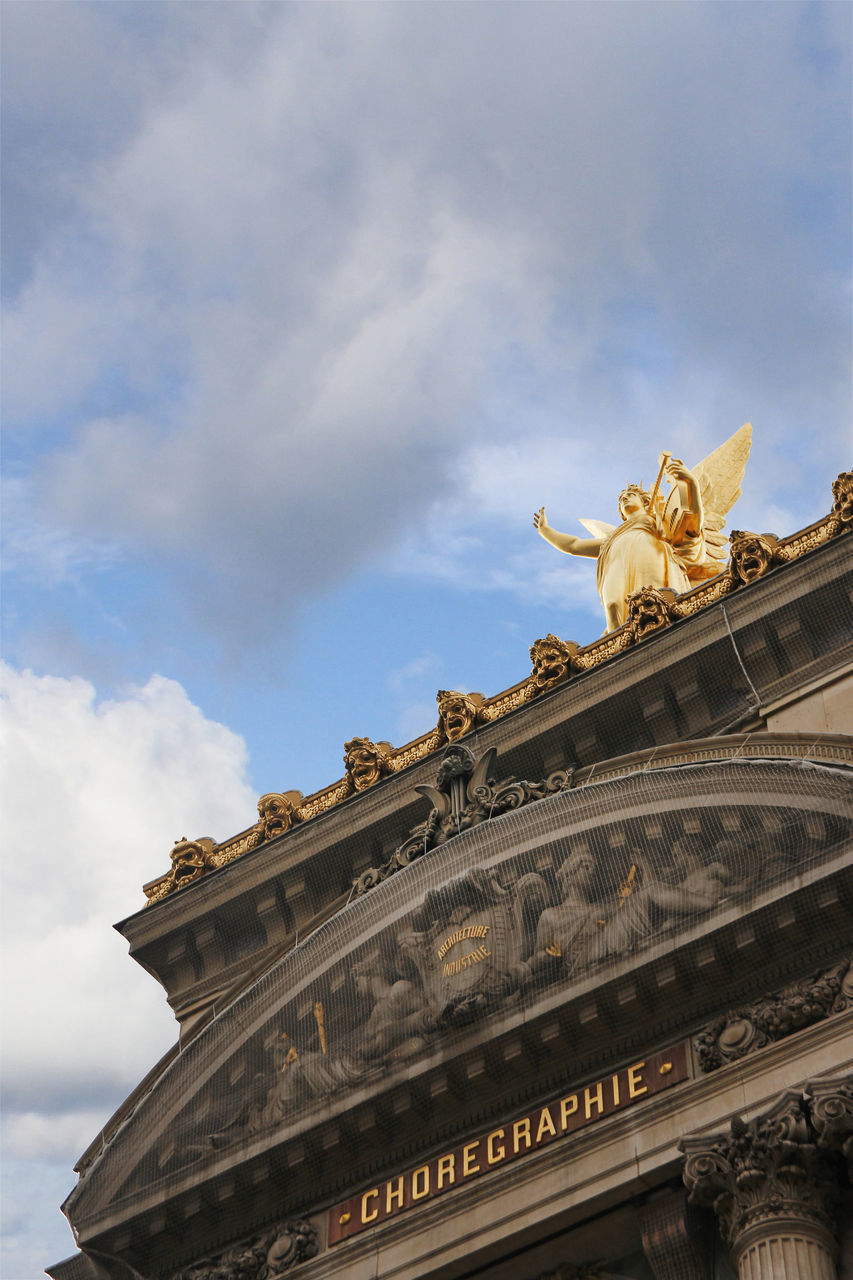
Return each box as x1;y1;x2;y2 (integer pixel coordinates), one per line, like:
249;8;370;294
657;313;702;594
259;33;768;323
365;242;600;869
534;423;751;631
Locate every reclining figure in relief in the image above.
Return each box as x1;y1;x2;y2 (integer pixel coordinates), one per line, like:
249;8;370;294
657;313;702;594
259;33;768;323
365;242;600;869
534;422;751;631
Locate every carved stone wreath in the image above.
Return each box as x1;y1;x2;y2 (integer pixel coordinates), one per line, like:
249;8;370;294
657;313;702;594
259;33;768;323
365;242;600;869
173;1217;318;1280
694;957;853;1072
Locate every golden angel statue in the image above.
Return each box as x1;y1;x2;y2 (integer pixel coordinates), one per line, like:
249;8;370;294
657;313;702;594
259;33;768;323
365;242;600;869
534;423;752;631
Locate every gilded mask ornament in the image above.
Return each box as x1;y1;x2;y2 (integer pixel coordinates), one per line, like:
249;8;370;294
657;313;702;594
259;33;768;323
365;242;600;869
831;471;853;526
249;792;303;847
343;737;392;792
529;634;582;692
436;689;484;743
728;530;781;585
625;586;680;641
169;837;216;888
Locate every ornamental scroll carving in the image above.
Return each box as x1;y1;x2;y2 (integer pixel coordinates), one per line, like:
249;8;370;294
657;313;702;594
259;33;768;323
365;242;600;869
681;1079;852;1254
354;744;573;896
694;958;852;1072
173;1217;318;1280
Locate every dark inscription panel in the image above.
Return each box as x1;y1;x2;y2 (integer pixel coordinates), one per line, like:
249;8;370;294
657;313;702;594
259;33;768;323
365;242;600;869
329;1042;689;1243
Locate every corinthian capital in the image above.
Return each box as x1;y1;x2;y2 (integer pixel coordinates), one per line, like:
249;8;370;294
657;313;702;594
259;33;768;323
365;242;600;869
680;1087;842;1252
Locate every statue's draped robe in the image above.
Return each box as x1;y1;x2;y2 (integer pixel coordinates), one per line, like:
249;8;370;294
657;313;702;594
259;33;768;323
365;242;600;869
596;511;705;625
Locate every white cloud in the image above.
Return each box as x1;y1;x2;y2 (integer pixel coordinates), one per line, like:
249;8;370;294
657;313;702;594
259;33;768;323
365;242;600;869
0;663;255;1111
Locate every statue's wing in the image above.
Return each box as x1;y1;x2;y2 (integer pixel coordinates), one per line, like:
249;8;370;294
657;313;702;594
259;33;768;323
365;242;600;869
578;518;616;538
691;422;752;533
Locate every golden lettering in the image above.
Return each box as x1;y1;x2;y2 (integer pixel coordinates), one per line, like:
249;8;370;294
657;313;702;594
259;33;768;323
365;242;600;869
437;924;490;959
560;1094;578;1130
462;1141;481;1176
486;1128;506;1165
584;1081;604;1119
535;1106;557;1142
411;1165;430;1200
361;1189;379;1224
436;1153;456;1189
611;1073;620;1107
512;1117;532;1152
628;1061;648;1098
386;1176;404;1213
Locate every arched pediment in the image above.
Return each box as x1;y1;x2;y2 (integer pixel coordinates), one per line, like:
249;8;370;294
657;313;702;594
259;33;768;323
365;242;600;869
66;745;852;1260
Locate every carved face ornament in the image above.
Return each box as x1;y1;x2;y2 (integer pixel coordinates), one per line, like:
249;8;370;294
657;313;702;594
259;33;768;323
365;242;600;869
344;738;384;791
530;634;574;689
627;587;672;639
437;691;478;742
257;794;294;837
729;531;775;585
832;471;853;525
169;839;207;886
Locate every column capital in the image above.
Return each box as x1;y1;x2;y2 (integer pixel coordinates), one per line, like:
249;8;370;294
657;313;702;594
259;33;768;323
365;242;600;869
680;1083;847;1257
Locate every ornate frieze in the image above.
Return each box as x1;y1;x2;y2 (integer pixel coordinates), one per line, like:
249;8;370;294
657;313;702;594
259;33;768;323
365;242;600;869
173;1218;318;1280
143;476;849;903
694;958;853;1072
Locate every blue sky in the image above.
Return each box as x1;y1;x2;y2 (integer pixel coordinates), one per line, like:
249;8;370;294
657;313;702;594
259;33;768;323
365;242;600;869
1;2;851;1273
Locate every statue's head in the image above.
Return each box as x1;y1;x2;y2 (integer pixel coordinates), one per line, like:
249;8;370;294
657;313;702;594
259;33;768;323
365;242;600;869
529;634;580;692
729;530;778;585
169;837;215;886
343;737;390;791
618;484;651;519
437;690;482;742
556;849;595;896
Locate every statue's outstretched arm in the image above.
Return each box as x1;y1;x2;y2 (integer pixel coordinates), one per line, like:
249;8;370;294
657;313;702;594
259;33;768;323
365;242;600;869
534;507;601;558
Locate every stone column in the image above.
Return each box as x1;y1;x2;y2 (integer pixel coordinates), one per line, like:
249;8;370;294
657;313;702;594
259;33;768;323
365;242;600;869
681;1078;853;1280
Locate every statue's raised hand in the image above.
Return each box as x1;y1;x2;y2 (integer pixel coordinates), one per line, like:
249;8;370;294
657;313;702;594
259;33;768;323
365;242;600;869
533;506;549;535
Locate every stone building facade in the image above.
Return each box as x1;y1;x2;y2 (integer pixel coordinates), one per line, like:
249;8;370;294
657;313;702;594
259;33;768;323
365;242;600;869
49;479;853;1280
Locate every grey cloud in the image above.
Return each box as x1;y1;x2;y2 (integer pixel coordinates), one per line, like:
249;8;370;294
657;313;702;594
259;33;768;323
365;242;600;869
5;2;850;650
